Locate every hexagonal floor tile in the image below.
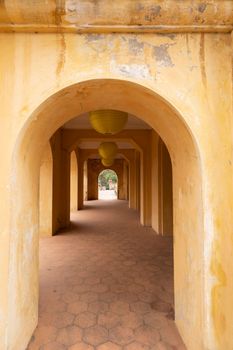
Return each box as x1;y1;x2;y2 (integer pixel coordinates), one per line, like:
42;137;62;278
88;301;109;314
61;291;80;304
27;325;57;349
92;283;109;293
118;292;138;303
110;284;127;294
109;326;134;346
40;312;75;329
130;301;151;314
83;325;108;346
96;341;122;350
125;342;151;350
127;284;145;293
85;276;101;285
99;292;118;303
74;311;97;328
144;312;168;329
67;301;88;315
150;341;174;350
73;284;92;294
80;291;99;303
56;325;83;346
68;342;94;350
110;301;130;316
98;311;121;329
135;325;160;346
160;323;184;347
40;341;66;350
34;200;186;350
120;312;143;329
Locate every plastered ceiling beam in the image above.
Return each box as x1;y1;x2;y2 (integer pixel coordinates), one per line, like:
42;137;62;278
0;0;232;33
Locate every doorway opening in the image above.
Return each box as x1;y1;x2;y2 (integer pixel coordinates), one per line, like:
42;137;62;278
10;79;203;350
98;169;118;200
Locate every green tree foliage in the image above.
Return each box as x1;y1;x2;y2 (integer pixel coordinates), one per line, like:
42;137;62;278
98;169;118;190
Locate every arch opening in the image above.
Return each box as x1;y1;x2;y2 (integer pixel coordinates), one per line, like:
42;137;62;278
8;79;203;350
98;169;118;200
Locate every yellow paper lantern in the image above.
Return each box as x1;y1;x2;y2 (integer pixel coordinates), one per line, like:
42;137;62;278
98;142;118;159
101;158;114;167
89;110;128;134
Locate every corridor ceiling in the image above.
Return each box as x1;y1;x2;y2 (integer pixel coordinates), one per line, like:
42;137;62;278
63;113;152;130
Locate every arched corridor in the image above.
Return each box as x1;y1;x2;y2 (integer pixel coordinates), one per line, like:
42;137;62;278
1;6;233;348
28;200;185;350
5;79;209;350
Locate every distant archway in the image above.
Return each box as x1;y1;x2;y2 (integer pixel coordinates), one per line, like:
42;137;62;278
98;169;118;200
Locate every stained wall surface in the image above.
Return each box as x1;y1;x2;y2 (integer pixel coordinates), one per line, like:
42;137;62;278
158;140;173;236
39;142;53;236
0;1;232;32
70;151;78;212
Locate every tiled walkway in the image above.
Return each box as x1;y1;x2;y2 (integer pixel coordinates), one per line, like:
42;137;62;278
28;200;186;350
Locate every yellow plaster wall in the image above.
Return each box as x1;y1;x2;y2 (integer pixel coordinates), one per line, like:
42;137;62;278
83;160;88;201
0;32;232;350
135;150;141;212
151;131;159;233
50;130;62;234
127;149;137;210
122;159;129;201
39;142;53;237
158;140;173;236
0;1;232;33
76;148;84;210
70;150;78;212
51;130;71;233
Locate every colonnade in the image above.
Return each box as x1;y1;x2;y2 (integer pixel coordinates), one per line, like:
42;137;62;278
39;128;173;237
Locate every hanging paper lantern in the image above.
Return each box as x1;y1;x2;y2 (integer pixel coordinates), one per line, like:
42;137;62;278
89;110;128;134
101;158;114;167
98;142;118;159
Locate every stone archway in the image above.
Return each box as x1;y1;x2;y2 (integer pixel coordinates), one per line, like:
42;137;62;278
98;169;118;200
8;79;204;350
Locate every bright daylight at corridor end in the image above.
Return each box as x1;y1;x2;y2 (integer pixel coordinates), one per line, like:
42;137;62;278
0;2;233;350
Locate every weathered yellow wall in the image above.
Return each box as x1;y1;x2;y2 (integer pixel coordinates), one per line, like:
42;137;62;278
50;130;71;233
83;160;88;201
128;149;137;209
151;130;159;233
0;31;232;350
39;142;53;237
135;150;141;212
76;148;85;210
158;139;173;236
0;1;232;32
122;159;129;201
70;150;78;212
50;130;62;233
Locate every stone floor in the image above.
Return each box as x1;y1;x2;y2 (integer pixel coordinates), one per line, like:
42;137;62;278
27;200;186;350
